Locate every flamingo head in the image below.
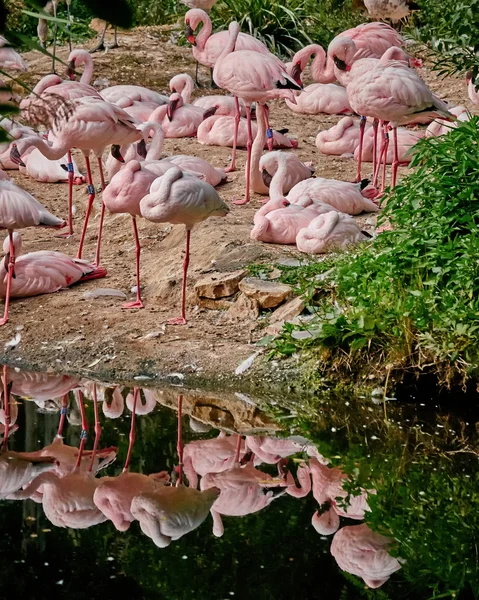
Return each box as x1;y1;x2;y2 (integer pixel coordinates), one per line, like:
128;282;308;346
10;143;25;167
136;139;148;159
202;105;217;119
329;37;355;72
167;93;182;121
66;58;76;81
291;61;303;86
184;21;196;46
262;168;272;188
111;145;125;163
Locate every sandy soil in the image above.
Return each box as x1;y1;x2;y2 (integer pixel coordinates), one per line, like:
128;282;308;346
0;25;475;386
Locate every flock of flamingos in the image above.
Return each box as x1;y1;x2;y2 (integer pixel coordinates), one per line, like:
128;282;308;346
0;4;478;328
0;364;401;588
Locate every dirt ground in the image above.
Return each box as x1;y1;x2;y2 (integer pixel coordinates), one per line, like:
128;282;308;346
0;25;476;387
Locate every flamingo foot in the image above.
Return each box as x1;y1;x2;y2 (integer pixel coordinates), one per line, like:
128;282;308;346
122;300;144;310
0;318;8;326
225;165;236;173
55;229;73;239
260;197;270;204
232;197;249;206
108;42;119;50
167;316;187;325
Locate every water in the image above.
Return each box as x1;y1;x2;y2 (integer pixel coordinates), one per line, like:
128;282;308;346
0;364;478;600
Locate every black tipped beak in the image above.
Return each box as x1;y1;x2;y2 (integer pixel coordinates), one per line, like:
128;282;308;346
10;144;25;167
360;178;370;190
185;25;196;46
333;56;347;71
60;163;68;172
203;106;217;119
67;60;76;80
291;63;302;86
262;169;272;188
167;99;179;122
4;253;9;273
111;144;124;163
136;139;148;159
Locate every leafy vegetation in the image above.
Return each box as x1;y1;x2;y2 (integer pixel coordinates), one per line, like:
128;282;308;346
262;119;479;387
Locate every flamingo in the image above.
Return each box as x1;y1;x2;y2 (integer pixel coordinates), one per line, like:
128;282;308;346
296;212;371;254
102;387;125;419
259;150;315;199
0;451;56;499
213;21;301;205
149;93;215;138
0;35;27;71
89;21;119;53
0;171;65;325
425;105;470;138
466;72;479;107
364;0;419;23
12;96;143;263
0;232;107;301
288;23;404;85
330;524;402;588
19;147;85;184
316;117;368;156
355;126;424;164
169;73;196;104
180;0;219;12
193;95;247;117
8;367;79;403
139;167;229;325
285;83;353;115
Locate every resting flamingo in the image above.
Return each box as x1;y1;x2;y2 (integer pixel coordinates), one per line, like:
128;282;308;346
296;212;371;254
316;117;368;156
285;83;352;115
0;35;27;71
0;451;56;499
149;93;215;138
425;105;469;138
466;72;479;108
213;21;301;204
259;150;314;199
139;167;229;325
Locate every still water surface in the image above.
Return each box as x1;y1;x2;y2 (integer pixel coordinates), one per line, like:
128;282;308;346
0;365;477;600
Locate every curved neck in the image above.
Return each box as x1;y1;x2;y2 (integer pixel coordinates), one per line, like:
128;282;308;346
79;54;94;85
250;104;269;195
319;212;340;237
32;74;62;95
195;15;213;52
17;136;68;161
269;159;289;200
146;128;164;161
312;49;336;84
217;23;240;64
181;77;194;104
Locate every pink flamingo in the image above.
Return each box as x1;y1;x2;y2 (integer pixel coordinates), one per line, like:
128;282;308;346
19;147;85;184
126;388;157;415
330;524;402;588
102;387;125;419
288;23;404;85
425;105;469;138
0;35;27;71
285;83;352;115
149;93;215;138
0;232;107;301
197;114;297;150
169;73;196;104
364;0;418;23
200;462;287;537
193;95;247;117
316;117;369;156
245;435;312;465
8;368;79;402
466;72;479;107
213;21;301;204
259;150;315;199
0;171;65;326
344;51;453;189
0;123;43;170
12;96;143;262
355;126;424;164
296;212;371;254
250;197;336;244
287;177;379;215
180;0;219;12
0;451;56;500
139;167;229;325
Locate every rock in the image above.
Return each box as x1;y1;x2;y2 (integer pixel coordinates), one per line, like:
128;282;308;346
226;293;259;322
265;296;305;335
195;270;247;299
239;278;292;309
198;297;235;310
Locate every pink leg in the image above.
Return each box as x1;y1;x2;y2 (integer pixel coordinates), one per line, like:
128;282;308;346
234;434;243;465
372;119;379;176
380;127;390;193
176;395;183;486
88;384;101;472
233;104;253;206
373;122;387;189
94;158;107;267
2;365;10;451
123;216;144;309
56;150;74;238
225;96;240;173
0;231;16;327
264;104;274;152
167;228;190;325
355;116;367;183
123;387;138;472
391;126;399;188
74;390;89;469
57;394;68;437
76;155;95;260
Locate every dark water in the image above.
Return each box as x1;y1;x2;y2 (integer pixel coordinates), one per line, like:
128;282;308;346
0;365;478;600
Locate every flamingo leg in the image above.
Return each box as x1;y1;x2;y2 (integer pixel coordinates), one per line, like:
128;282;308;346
210;68;218;89
57;150;74;238
88;384;101;472
167;228;190;325
234;434;243;465
74;390;88;469
380;127;390;193
94;157;107;266
76;154;95;260
2;365;10;451
110;26;119;49
0;230;16;327
233;104;253;205
52;1;58;73
176;395;183;486
355;115;367;182
373;121;386;189
391;126;399;188
90;22;108;53
66;2;72;52
225;96;240;173
264;104;274;152
123;216;144;309
194;61;200;86
372;118;379;176
57;393;68;437
123;387;138;472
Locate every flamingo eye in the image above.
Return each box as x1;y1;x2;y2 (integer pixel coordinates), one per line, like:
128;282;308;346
282;200;290;207
296;61;301;66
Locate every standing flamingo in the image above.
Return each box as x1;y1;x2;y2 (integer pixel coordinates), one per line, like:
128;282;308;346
213;21;301;204
0;171;65;325
139;167;229;325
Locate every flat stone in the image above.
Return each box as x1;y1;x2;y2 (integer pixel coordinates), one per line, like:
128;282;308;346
226;293;259;322
239;278;292;309
265;296;306;335
195;270;247;299
198;297;235;310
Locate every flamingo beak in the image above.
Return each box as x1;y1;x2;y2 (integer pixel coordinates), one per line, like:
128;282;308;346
291;63;302;86
67;59;76;81
167;99;179;121
203;106;217;119
136;139;148;159
185;25;196;46
333;56;348;71
10;144;25;167
262;169;272;188
111;145;125;163
466;70;472;83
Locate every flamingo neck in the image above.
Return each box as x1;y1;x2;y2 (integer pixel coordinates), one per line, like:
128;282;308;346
269;159;289;200
250;104;268;195
319;212;340;238
250;216;270;239
311;48;336;84
79;53;94;85
17;136;68;161
181;78;194;104
32;74;62;95
217;23;240;64
195;15;213;52
146;128;165;161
